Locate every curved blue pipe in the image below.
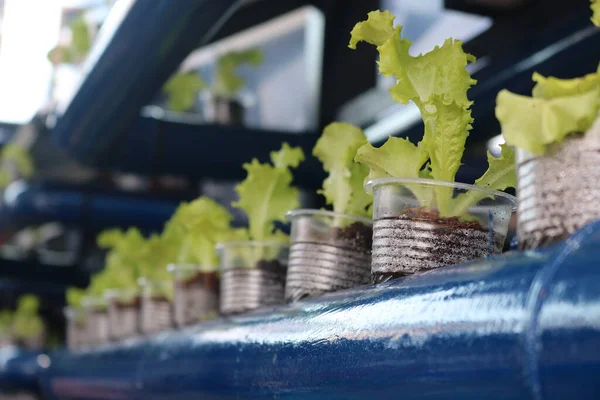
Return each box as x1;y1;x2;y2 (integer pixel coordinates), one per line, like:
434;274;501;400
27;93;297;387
0;347;43;394
52;0;238;163
38;221;600;399
1;180;178;231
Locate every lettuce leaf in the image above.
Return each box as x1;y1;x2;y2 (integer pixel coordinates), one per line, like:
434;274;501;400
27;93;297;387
496;86;600;155
13;295;43;340
355;137;428;181
0;310;12;335
313;122;370;217
451;144;516;216
67;287;86;308
163;72;206;112
233;143;304;243
214;49;263;97
162;197;234;269
592;0;600;26
350;10;475;110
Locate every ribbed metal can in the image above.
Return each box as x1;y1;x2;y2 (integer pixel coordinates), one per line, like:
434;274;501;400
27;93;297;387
516;134;600;250
86;309;109;346
140;295;172;334
285;210;372;302
217;242;288;316
170;265;219;328
220;269;286;315
106;294;140;341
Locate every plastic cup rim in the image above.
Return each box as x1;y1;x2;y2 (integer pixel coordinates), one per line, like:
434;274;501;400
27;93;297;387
364;177;517;206
215;240;289;251
285;208;372;225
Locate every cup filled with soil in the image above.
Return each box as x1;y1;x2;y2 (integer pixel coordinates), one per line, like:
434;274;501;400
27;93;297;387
81;296;109;346
64;306;87;350
168;264;219;328
516;133;600;250
284;209;372;302
216;242;288;315
138;278;173;334
366;177;516;283
104;289;140;341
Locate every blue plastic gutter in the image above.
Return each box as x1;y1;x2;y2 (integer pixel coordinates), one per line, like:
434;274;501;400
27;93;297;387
1;180;179;231
52;0;239;163
38;221;600;400
0;347;44;394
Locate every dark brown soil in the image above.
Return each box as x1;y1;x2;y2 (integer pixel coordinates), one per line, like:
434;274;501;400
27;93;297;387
256;259;287;279
333;222;373;251
371;207;490;283
399;207;487;231
115;296;141;310
177;271;219;291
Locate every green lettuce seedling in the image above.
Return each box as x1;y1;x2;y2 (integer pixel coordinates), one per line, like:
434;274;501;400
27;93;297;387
162;72;206;113
12;295;44;341
349;10;516;217
47;15;91;65
162;197;234;271
496;68;600;155
592;0;600;26
313;122;372;218
0;310;12;338
162;49;263;113
232;143;304;264
214;49;264;97
497;2;600;155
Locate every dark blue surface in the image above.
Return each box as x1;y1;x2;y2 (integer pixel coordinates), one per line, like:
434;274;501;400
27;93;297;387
52;0;237;163
38;222;600;399
0;347;43;394
1;180;178;231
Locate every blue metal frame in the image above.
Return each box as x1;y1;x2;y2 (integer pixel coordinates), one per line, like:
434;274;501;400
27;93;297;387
36;221;600;400
52;0;238;163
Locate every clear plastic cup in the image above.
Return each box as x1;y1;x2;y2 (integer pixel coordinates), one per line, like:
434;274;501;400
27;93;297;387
104;289;140;341
82;296;109;346
168;264;219;328
366;177;516;282
216;241;288;315
64;306;86;350
138;278;173;334
285;209;372;302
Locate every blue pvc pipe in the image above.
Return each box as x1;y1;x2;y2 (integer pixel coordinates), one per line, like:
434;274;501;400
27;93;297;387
39;222;600;400
0;347;43;394
1;180;178;231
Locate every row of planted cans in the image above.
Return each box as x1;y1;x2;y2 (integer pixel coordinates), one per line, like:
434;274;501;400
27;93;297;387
65;177;524;350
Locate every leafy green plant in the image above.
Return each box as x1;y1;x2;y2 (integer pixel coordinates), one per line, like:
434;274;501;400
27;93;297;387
47;15;92;65
162;72;207;113
497;2;600;155
12;295;44;341
496;67;600;155
162;197;234;270
0;143;34;189
349;10;516;217
313;122;371;217
0;310;12;338
230;143;304;264
162;49;263;113
592;0;600;26
214;49;264;97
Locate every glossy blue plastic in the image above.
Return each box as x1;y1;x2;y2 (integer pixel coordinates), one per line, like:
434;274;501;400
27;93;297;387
1;180;178;231
0;347;43;394
39;221;600;399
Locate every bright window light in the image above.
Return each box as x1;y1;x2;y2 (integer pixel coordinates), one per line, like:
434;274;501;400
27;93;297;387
0;0;62;123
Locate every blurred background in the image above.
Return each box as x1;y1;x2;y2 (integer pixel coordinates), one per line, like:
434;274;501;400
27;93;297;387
0;0;596;344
